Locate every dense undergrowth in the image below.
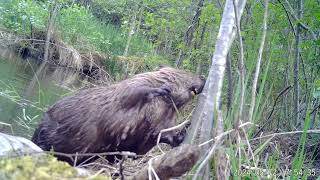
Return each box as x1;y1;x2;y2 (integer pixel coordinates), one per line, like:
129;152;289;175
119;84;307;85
0;0;154;57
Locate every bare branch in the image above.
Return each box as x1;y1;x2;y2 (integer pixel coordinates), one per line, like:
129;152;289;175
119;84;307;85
251;129;320;141
248;0;269;122
253;85;292;137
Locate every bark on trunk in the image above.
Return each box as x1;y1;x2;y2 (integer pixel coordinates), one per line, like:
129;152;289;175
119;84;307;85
293;0;303;125
226;52;233;114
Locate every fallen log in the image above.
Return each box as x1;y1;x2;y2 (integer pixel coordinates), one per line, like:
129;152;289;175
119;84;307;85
129;144;200;180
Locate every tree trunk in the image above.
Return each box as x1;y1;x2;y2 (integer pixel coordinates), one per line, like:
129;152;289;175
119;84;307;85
233;0;245;122
24;3;59;97
184;0;247;179
293;0;303;126
248;0;269;123
195;23;208;74
226;52;233;114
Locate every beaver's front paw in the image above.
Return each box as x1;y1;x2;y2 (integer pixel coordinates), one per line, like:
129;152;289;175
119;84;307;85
148;85;172;99
160;129;187;147
171;129;187;147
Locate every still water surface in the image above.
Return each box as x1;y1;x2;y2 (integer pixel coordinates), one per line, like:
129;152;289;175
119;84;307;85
0;48;84;138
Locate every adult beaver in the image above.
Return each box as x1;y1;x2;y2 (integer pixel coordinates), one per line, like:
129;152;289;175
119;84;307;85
32;67;205;164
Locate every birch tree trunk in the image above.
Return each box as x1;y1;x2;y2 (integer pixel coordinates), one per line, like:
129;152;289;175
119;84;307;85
184;0;247;179
248;0;269;123
123;5;138;57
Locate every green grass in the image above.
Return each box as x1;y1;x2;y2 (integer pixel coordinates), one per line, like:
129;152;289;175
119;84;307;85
57;4;154;56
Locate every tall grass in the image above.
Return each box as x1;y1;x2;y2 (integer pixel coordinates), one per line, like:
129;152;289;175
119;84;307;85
57;4;154;56
222;50;316;179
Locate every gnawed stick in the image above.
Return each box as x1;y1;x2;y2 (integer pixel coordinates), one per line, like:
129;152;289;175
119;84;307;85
129;144;200;180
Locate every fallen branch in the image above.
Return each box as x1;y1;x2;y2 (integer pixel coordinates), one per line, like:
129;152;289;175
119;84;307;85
129;144;200;180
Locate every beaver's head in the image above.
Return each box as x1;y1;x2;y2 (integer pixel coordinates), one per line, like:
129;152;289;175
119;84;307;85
153;66;206;108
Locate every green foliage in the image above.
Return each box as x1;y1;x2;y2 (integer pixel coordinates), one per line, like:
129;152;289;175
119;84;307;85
57;2;154;56
57;4;111;52
104;55;171;80
0;0;48;34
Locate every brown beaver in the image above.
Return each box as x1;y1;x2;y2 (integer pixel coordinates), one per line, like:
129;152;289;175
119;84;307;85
32;66;205;164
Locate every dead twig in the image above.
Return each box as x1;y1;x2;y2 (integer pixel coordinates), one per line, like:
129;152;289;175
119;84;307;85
148;156;160;180
193;131;230;180
253;85;292;137
251;129;320;141
198;122;253;147
119;157;126;180
156;96;193;153
130;144;200;180
46;151;137;158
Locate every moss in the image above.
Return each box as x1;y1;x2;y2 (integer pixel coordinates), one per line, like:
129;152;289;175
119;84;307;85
0;155;110;180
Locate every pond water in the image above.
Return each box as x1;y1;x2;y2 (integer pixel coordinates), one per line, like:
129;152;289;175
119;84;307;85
0;48;84;139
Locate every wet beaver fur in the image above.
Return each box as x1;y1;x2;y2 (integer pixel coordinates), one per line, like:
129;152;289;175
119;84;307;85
32;67;205;164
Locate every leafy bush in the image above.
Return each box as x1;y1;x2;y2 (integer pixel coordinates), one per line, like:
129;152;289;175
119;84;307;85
0;0;48;34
